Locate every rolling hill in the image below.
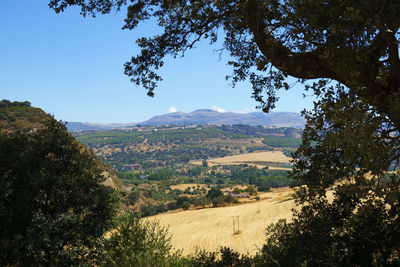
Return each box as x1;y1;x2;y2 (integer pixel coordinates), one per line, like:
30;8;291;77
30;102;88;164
66;109;305;132
74;125;302;169
142;109;305;128
0;99;124;190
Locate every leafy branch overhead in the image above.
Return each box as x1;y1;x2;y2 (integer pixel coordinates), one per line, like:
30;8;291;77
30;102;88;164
46;1;400;265
49;0;400;120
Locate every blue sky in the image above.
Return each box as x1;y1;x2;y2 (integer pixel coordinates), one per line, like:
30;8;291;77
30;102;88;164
1;0;315;123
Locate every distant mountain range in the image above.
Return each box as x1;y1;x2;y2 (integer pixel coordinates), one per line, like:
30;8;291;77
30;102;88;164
66;109;305;132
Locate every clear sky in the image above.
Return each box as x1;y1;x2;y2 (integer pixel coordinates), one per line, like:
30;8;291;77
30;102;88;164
0;0;315;123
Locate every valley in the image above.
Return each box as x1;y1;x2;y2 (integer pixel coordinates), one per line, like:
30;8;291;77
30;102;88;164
75;124;303;225
74;124;301;170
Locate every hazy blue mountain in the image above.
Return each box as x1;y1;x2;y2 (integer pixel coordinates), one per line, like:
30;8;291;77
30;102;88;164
140;109;305;128
66;122;134;132
66;110;304;132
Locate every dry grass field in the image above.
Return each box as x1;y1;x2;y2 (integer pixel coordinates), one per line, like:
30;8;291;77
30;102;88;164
170;183;209;191
192;151;292;169
147;187;295;256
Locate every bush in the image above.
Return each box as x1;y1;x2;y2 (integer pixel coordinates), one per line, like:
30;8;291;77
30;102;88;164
257;185;271;192
207;187;223;200
176;196;190;207
189;247;253;266
233;187;242;194
182;201;191;210
246;185;258;195
167;201;177;210
100;213;182;266
128;190;141;205
140;204;157;217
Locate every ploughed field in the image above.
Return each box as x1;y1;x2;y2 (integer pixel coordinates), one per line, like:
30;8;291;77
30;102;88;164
147;187;295;255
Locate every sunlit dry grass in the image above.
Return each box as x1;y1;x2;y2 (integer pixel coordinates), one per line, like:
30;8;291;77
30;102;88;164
192;151;292;169
146;187;295;255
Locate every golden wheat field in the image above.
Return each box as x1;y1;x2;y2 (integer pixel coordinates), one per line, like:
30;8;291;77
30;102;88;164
191;150;292;169
147;187;295;256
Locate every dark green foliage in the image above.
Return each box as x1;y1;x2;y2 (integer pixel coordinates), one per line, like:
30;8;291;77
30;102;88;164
257;185;271;192
218;125;302;138
128;190;140;205
187;166;202;176
246;185;258;195
202;159;208;167
100;213;182;266
189;247;254;267
227;166;294;188
232;188;240;194
139;204;153;217
206;187;236;207
117;170;140;183
49;2;400;264
167;201;177;210
75;125;299;170
0;119;119;266
148;169;172;180
216;178;225;185
189;196;210;208
0;99;31;108
262;136;301;147
181;201;191;210
176;196;190;207
262;88;400;266
76;126;245;145
206;187;223;200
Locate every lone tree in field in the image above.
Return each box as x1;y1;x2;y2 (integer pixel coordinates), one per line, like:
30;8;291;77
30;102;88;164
49;1;400;265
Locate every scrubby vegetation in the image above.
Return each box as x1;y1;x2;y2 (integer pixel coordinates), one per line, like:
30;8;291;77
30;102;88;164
262;136;302;147
0;99;51;134
74;125;301;170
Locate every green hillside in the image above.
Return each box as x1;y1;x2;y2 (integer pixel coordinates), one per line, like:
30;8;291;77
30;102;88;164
0;99;124;190
262;136;302;147
0;100;51;134
75;125;302;169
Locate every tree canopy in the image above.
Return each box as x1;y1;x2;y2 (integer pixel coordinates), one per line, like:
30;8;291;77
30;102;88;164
47;1;400;265
0;119;120;265
49;1;400;123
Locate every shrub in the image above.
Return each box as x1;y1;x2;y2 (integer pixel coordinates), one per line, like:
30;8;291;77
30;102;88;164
189;247;253;266
128;190;141;205
167;201;177;210
182;201;191;210
100;213;182;266
176;196;190;207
